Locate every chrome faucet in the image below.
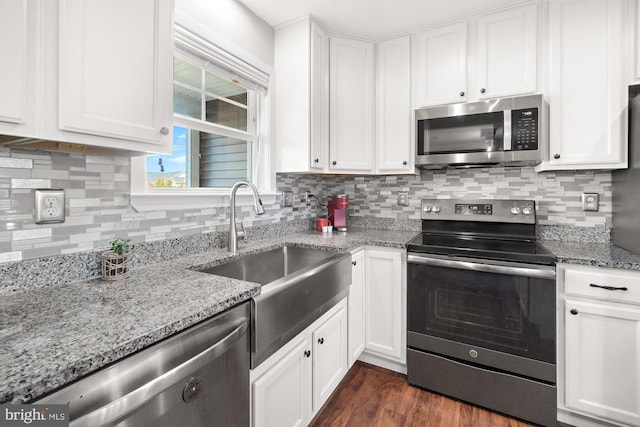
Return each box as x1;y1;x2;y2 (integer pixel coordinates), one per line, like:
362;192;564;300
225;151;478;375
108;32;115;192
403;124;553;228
228;180;265;252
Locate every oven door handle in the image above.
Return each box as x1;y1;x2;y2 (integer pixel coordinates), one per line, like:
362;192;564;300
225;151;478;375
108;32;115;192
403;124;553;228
407;254;556;279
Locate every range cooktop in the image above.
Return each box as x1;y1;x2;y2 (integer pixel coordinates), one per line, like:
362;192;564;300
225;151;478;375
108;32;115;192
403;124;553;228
407;199;556;266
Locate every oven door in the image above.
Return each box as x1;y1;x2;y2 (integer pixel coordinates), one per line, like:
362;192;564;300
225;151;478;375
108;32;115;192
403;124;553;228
407;253;556;382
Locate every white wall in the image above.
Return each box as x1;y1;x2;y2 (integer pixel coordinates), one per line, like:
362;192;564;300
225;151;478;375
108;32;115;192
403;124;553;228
175;0;275;69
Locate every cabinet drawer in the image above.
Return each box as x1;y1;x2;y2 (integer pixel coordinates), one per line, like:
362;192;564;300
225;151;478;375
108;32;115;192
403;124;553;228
563;264;640;305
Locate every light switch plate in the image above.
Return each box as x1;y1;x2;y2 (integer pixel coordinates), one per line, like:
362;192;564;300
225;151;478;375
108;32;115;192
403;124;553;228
35;189;65;224
581;193;599;212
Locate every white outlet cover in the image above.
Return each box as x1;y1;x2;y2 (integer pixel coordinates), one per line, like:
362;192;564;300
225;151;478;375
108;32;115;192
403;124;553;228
35;189;65;224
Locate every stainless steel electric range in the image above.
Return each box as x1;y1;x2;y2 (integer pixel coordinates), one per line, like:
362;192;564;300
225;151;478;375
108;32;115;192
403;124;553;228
406;199;557;427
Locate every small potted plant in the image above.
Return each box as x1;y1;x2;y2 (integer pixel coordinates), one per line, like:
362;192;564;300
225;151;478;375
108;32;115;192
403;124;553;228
101;238;132;281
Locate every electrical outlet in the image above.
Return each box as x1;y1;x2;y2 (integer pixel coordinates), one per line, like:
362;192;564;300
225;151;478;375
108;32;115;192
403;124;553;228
303;191;311;206
35;189;65;224
581;193;599;212
398;191;409;207
282;191;293;207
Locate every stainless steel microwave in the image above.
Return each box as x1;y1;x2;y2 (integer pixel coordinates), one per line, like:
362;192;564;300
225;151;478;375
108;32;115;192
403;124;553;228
415;95;546;169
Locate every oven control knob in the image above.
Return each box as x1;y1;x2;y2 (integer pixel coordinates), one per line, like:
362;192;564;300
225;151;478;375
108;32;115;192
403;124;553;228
432;206;441;213
510;207;521;215
423;206;432;213
469;349;478;358
522;207;533;215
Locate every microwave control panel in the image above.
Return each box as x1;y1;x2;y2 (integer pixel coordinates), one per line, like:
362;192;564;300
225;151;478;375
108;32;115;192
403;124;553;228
512;108;538;150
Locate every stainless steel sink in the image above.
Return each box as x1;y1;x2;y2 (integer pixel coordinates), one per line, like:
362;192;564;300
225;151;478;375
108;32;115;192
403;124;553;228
197;246;352;368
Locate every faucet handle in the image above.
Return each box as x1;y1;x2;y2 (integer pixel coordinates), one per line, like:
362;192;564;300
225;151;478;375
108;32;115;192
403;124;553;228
236;221;246;241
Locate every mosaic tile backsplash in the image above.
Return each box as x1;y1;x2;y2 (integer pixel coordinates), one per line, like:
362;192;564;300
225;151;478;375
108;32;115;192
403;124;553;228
1;146;613;264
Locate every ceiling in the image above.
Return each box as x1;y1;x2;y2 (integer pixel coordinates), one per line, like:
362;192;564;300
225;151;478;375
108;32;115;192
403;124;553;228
237;0;531;39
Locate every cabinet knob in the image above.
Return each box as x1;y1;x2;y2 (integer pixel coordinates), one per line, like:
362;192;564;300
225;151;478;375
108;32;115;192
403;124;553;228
304;350;311;358
318;338;324;345
553;153;561;159
332;161;337;166
160;127;170;135
459;91;465;97
402;160;407;166
314;158;319;163
352;261;357;266
570;309;579;315
480;88;486;94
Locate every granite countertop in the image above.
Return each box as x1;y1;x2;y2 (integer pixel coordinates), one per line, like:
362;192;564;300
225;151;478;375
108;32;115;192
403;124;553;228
540;239;640;270
0;228;415;405
2;226;639;405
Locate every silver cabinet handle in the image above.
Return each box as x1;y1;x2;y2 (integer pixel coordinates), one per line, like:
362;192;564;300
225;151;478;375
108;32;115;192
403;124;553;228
160;127;170;135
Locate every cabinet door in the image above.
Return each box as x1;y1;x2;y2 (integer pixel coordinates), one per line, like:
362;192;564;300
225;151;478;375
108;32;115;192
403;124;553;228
312;303;348;411
476;5;537;99
58;0;173;149
546;0;627;169
565;299;640;426
310;22;329;171
413;23;467;107
0;0;38;137
364;248;405;362
253;336;312;427
329;37;375;172
376;36;413;174
348;250;366;367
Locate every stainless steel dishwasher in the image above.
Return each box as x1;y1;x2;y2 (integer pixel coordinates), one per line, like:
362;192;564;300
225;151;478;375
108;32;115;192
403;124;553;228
36;301;250;427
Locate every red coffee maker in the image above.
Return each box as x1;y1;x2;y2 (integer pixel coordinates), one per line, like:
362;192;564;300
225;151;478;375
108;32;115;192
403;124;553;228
328;194;349;232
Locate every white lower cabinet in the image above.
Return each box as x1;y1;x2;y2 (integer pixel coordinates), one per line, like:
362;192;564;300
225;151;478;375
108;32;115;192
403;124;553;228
251;298;348;427
348;249;366;367
559;264;640;427
252;336;311;427
363;247;406;368
312;304;348;410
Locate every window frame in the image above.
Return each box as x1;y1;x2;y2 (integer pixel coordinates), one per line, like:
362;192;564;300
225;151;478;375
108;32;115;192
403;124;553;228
130;24;276;212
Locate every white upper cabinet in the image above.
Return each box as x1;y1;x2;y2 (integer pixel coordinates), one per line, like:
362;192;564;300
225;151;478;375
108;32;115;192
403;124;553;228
329;36;376;172
56;0;173;149
0;0;38;138
413;4;539;108
413;23;468;107
476;5;538;99
376;36;414;174
0;0;174;155
275;18;329;173
539;0;628;171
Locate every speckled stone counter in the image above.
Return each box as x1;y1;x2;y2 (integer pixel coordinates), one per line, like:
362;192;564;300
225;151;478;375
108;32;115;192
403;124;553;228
0;228;416;404
540;240;640;270
4;226;636;405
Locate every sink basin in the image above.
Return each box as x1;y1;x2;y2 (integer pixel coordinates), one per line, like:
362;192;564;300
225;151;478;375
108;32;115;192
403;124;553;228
197;246;352;368
198;246;337;286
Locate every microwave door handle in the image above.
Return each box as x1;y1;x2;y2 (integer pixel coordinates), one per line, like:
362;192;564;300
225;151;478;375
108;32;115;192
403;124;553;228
503;110;512;151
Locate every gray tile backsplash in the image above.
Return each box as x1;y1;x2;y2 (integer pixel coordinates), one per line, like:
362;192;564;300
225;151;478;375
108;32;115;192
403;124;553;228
0;146;613;264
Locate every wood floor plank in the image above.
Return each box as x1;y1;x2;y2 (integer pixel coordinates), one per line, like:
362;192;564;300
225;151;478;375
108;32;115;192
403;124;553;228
309;361;534;427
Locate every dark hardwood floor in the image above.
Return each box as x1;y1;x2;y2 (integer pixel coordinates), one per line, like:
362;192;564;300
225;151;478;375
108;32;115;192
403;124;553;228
309;361;538;427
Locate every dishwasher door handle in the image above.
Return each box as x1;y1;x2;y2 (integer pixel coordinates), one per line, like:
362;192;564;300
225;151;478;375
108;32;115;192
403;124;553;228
71;319;248;427
407;254;556;280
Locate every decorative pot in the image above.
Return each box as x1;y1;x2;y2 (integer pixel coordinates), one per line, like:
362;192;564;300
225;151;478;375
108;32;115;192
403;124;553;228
101;251;132;281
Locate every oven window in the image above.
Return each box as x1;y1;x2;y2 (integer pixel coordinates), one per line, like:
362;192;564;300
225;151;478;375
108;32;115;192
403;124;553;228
407;262;555;364
418;112;503;155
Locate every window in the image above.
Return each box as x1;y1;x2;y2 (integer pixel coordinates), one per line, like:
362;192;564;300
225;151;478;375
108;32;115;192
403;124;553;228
130;25;273;211
145;52;260;188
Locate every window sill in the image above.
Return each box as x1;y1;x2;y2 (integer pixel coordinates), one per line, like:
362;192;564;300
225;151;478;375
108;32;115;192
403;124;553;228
129;188;279;212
